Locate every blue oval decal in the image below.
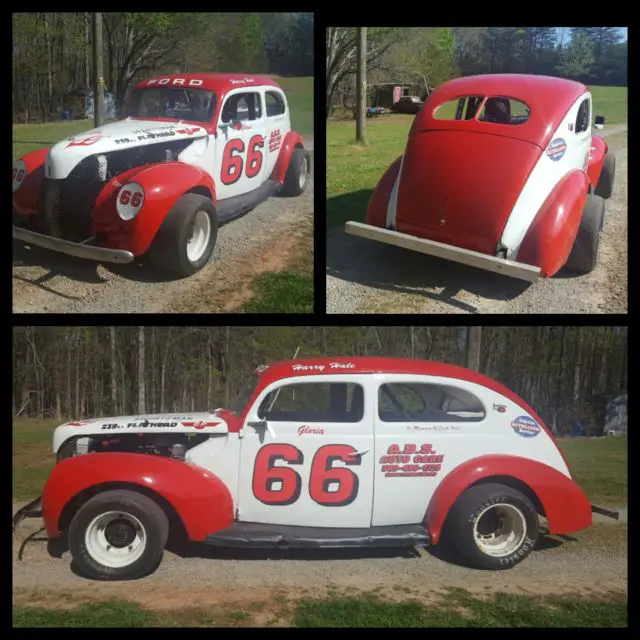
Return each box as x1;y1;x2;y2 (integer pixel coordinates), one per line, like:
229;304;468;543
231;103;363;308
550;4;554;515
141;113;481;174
547;137;567;161
511;415;541;438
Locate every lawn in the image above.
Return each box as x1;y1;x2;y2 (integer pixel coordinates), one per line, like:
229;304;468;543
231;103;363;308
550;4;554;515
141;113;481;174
13;588;627;627
12;76;314;161
326;84;627;230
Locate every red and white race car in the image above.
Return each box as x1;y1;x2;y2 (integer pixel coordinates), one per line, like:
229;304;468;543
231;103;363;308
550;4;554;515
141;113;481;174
12;74;310;277
346;74;616;281
14;357;615;581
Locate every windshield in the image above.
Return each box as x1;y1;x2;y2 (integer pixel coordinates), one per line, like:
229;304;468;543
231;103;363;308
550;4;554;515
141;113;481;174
229;373;262;416
124;87;216;123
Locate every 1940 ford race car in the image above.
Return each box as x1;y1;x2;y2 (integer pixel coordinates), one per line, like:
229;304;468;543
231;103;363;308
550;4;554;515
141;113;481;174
13;357;616;581
346;74;616;282
12;74;310;277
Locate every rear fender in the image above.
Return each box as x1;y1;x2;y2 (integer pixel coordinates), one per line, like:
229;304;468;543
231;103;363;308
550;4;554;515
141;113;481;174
270;131;304;184
587;135;608;188
13;148;50;215
425;454;592;544
365;156;402;228
92;162;217;256
42;452;234;541
516;169;588;276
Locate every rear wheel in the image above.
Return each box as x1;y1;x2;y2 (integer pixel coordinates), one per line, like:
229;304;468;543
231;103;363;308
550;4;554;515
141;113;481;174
446;483;540;570
281;147;310;196
564;194;605;274
68;490;169;581
148;193;218;277
595;152;615;199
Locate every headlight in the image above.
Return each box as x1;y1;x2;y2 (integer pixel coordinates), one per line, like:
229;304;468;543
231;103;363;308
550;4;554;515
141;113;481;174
12;159;27;192
116;182;145;220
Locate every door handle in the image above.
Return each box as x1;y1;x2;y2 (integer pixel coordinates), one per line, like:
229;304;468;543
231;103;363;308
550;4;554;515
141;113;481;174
348;448;370;457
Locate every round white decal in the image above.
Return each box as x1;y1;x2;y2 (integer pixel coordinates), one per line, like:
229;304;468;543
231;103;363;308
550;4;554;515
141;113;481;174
12;159;27;192
116;183;145;220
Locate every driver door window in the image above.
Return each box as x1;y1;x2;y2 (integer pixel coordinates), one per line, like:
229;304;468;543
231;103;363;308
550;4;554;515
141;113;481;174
220;92;263;124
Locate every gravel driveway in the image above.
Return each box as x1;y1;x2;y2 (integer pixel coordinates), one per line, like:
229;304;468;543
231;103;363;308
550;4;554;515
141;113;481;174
13;137;313;314
326;126;627;314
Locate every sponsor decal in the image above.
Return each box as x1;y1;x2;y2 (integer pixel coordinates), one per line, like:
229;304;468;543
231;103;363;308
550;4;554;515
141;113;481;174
297;425;325;436
493;403;507;413
176;127;201;136
405;424;460;432
230;77;256;85
378;443;445;477
65;420;97;427
546;137;567;161
12;160;27;192
181;421;220;430
66;134;103;148
292;362;356;372
510;415;541;438
146;78;203;87
101;421;179;430
269;128;282;153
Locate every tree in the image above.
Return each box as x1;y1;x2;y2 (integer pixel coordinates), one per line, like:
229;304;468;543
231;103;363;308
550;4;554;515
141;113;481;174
137;326;146;414
356;28;367;143
557;32;595;79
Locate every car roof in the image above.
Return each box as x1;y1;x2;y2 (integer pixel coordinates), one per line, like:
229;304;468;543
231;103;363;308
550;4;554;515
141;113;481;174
416;73;589;148
133;73;282;94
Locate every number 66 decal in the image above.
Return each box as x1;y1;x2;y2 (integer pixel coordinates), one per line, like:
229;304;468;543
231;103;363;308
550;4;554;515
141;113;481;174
221;135;264;185
252;443;361;507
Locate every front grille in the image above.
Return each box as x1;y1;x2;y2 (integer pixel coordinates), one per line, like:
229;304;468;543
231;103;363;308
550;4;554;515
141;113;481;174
40;157;106;241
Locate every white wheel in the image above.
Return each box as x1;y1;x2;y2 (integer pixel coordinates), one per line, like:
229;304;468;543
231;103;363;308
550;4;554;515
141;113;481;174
473;503;527;557
186;209;211;263
298;156;308;190
85;511;147;569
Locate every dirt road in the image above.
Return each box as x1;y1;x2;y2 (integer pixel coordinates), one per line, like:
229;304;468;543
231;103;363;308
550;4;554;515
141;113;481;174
13;137;313;314
13;506;626;610
326;127;627;314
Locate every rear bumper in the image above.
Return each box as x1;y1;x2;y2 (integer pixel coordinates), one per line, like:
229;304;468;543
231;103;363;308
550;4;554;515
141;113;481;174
345;221;541;282
12;496;43;533
13;226;135;264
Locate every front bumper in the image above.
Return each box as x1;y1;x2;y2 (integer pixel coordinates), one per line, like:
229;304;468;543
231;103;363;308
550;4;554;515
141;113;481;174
13;226;135;264
345;221;541;282
12;496;43;533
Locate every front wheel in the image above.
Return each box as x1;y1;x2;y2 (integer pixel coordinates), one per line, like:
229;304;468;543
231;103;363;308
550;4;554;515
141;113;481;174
281;147;310;196
68;490;169;581
148;193;218;277
446;483;540;570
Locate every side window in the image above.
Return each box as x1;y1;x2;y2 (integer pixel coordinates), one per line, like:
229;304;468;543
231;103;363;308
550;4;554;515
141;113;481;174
378;383;485;422
265;91;286;117
434;96;484;121
575;98;590;134
478;97;530;125
220;92;262;123
259;382;364;423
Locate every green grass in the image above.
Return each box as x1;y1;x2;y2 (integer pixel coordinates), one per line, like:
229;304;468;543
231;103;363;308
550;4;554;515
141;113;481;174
12;76;313;161
13;589;627;628
556;436;627;505
326;84;627;230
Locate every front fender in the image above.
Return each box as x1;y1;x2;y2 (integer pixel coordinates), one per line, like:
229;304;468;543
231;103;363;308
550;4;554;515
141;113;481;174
13;148;50;215
516;169;588;277
365;156;402;228
425;454;592;544
42;452;234;541
92;162;217;256
270;131;305;184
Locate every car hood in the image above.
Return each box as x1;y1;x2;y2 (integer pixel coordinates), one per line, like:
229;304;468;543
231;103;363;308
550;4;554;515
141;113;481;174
53;411;228;453
46;118;208;179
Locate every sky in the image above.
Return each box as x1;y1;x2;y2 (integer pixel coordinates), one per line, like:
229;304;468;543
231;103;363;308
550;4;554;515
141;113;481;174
557;27;628;43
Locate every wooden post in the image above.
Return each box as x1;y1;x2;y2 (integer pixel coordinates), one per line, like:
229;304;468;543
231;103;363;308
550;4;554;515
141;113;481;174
356;27;367;144
93;12;105;127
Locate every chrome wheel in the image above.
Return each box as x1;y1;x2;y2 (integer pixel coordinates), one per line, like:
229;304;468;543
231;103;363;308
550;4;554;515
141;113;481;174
473;503;527;557
186;209;211;262
298;156;308;190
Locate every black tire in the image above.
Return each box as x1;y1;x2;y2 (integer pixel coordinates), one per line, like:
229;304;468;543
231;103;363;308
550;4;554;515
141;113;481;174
564;194;605;274
446;483;539;570
281;147;310;197
595;152;615;199
148;193;218;277
68;490;169;581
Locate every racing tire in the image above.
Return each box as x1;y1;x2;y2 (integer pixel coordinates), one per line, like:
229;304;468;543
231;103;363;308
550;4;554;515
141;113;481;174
68;489;169;581
594;152;615;199
446;483;540;570
281;147;310;197
148;193;218;277
564;194;605;274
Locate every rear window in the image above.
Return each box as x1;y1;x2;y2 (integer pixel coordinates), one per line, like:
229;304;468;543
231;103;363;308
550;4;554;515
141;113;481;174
434;96;530;125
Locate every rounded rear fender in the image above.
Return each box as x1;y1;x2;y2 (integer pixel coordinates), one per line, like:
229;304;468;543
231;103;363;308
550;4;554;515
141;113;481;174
92;162;217;256
365;156;402;228
270;131;304;184
516;169;589;276
13;148;50;215
42;452;234;541
587;134;608;187
425;454;592;544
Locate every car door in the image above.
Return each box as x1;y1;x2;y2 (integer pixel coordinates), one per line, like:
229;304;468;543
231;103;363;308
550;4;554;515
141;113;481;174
372;374;495;527
236;375;374;528
263;88;291;178
215;89;267;200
